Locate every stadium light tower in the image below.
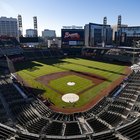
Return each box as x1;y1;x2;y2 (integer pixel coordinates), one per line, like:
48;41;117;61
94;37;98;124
117;15;122;47
132;40;140;64
102;17;107;47
132;40;138;65
18;15;23;37
33;16;38;37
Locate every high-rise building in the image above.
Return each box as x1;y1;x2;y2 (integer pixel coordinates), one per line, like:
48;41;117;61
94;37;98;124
0;17;18;37
42;29;56;38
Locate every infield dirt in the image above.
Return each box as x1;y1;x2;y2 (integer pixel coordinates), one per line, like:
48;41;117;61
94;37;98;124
16;65;132;113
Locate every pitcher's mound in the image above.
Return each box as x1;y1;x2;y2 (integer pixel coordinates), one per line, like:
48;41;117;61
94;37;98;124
62;93;79;103
67;82;75;86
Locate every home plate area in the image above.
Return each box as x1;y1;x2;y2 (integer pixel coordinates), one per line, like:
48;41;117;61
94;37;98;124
62;93;79;103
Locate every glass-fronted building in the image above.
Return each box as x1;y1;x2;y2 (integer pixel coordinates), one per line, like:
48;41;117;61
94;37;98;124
84;23;112;47
120;26;140;46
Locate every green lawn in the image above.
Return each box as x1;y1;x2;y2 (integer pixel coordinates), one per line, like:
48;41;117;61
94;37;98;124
49;75;93;94
15;58;127;108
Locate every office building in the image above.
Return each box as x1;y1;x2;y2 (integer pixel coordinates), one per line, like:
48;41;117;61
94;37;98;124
119;26;140;46
112;24;128;41
84;23;112;47
0;17;18;37
26;29;37;37
42;29;56;38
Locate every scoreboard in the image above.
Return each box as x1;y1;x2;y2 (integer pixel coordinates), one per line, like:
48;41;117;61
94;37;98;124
61;29;84;47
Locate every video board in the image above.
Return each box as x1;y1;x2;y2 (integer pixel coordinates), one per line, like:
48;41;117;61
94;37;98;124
61;29;84;46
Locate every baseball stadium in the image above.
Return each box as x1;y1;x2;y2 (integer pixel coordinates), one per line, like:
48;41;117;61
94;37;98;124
0;37;140;140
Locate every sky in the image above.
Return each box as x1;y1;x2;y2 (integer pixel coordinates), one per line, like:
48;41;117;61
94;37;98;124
0;0;140;37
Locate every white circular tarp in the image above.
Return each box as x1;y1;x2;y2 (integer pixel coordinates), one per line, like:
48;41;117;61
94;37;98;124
62;93;79;103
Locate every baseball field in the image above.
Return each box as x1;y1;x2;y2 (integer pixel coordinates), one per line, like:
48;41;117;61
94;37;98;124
15;58;130;112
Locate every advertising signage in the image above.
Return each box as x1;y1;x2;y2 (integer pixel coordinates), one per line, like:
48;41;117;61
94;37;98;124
61;29;84;46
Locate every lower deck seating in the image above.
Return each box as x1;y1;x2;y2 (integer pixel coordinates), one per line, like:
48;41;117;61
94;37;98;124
0;125;15;140
87;118;109;133
99;111;122;127
26;118;49;134
118;119;140;140
44;121;63;136
64;122;81;136
15;132;39;140
92;132;119;140
107;105;128;116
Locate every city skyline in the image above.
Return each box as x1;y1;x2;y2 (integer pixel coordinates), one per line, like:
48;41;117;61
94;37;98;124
0;0;140;37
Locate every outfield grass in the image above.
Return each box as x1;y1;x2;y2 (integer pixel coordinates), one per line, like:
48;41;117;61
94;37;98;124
16;58;127;108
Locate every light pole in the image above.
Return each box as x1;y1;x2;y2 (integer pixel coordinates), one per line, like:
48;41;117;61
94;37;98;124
132;40;140;64
132;40;135;65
